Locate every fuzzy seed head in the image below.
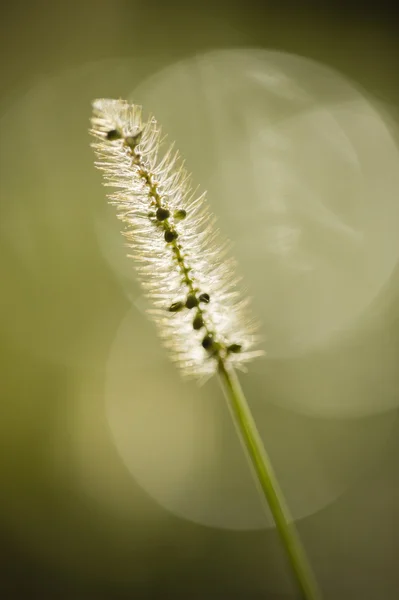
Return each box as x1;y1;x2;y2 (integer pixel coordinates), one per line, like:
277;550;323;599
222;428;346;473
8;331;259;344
90;98;262;378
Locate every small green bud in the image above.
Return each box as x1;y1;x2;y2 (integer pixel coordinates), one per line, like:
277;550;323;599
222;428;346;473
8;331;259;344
228;343;242;353
125;131;142;148
164;230;178;243
202;334;214;350
174;209;187;220
106;129;121;141
199;293;210;304
193;314;204;330
185;294;198;309
169;301;184;312
156;207;170;221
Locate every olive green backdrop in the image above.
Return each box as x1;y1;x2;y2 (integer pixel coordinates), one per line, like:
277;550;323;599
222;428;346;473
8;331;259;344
1;1;399;599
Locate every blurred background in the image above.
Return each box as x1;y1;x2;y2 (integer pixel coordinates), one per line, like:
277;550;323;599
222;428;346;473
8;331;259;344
1;1;399;598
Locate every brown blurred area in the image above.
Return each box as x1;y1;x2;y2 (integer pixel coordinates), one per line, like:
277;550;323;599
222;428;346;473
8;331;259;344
1;1;399;599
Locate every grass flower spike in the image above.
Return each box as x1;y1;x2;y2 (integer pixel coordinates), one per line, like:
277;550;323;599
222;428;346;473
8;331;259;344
90;98;321;600
90;98;260;378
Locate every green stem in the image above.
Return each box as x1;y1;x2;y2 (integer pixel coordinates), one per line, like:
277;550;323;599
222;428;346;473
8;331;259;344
217;360;322;600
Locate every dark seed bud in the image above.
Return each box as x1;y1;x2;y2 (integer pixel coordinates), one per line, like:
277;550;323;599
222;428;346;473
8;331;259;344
228;343;242;353
174;209;187;220
193;314;204;330
125;131;142;147
199;293;210;304
106;129;121;141
156;207;170;221
169;301;184;312
202;334;214;350
185;294;198;309
165;230;178;243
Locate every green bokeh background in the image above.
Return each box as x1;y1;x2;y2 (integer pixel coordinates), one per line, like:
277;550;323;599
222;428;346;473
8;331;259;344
1;1;399;599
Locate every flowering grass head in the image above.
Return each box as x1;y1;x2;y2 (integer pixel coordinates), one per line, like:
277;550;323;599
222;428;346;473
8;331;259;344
90;98;261;378
89;99;320;600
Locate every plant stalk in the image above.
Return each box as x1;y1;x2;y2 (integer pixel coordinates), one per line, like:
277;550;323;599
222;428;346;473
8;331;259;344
217;360;321;600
